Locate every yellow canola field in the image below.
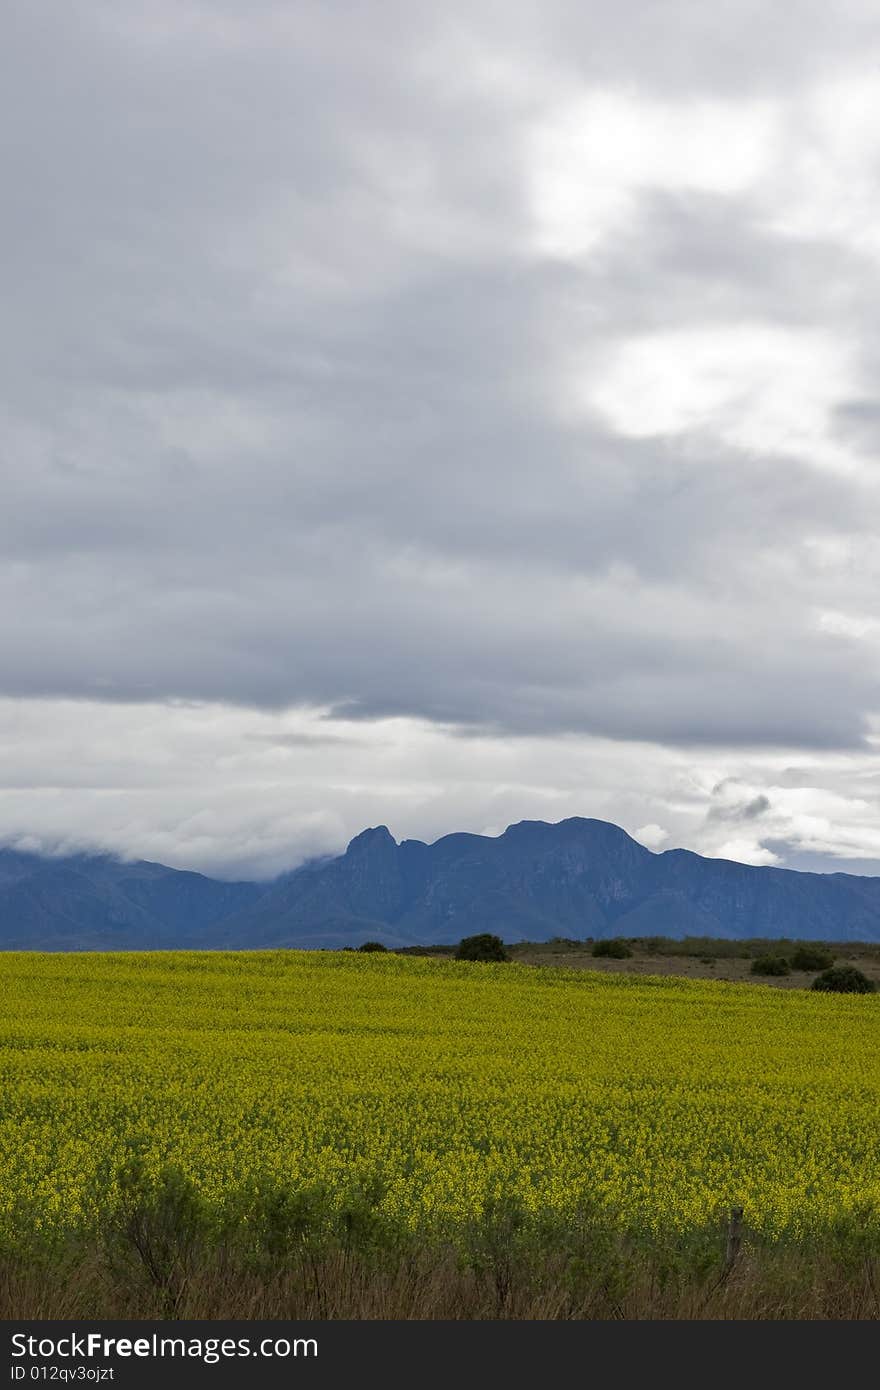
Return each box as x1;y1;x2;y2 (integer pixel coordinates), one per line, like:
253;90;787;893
0;951;878;1242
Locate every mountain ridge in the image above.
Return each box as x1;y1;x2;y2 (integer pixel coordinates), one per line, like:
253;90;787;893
2;816;880;949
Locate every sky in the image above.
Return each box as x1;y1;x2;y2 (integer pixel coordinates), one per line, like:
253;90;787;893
4;0;880;880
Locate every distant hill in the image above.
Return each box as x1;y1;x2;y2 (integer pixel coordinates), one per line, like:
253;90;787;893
213;819;880;948
0;848;260;949
3;818;880;949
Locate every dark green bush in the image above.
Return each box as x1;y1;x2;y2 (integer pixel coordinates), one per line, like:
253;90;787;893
455;933;509;962
358;941;388;953
812;966;876;994
790;946;835;972
750;955;790;976
106;1151;211;1316
640;936;666;955
592;939;633;959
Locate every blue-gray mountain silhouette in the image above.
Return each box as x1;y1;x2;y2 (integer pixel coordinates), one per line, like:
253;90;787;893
3;818;880;949
1;817;878;950
214;818;880;948
0;848;259;949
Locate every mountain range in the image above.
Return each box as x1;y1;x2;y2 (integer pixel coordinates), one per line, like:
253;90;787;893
2;817;880;950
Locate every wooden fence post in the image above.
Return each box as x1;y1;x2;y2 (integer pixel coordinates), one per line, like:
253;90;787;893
702;1204;746;1306
724;1204;743;1277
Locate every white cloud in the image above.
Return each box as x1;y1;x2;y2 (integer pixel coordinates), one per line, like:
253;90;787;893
634;822;669;849
816;609;880;641
768;74;880;258
583;324;858;474
1;697;880;879
527;89;776;258
709;839;782;866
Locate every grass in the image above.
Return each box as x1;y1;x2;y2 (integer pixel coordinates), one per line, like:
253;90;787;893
3;1229;879;1319
451;937;880;990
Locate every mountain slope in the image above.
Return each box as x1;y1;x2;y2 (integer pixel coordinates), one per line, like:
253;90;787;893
214;818;880;948
4;818;880;949
0;849;260;949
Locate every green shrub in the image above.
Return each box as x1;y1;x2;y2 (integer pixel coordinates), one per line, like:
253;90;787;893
455;934;509;962
107;1150;211;1316
812;966;876;994
750;955;790;977
790;946;835;972
640;936;666;955
358;941;388;953
592;939;633;959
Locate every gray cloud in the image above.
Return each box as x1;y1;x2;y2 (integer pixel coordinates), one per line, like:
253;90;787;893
707;786;772;822
3;1;880;869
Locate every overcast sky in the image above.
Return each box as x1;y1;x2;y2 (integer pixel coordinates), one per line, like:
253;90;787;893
4;0;880;879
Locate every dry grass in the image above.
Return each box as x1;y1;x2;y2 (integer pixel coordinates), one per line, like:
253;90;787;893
3;1241;878;1320
505;946;880;990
